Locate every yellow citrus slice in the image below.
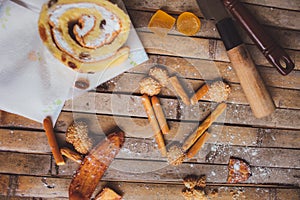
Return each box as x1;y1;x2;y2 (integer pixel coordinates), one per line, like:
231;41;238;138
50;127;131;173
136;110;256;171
148;10;176;37
176;12;201;36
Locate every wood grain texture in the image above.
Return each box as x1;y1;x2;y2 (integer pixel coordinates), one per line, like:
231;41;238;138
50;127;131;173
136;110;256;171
124;0;300;31
6;175;300;199
95;73;300;109
226;44;275;118
136;32;300;70
127;55;300;90
53;159;300;186
1;120;299;152
0;152;51;176
63;93;300;129
128;10;300;50
0;0;299;199
0;175;9;196
124;0;300;13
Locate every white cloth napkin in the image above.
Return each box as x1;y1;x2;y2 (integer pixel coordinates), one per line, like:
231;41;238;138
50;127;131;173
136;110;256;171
0;0;148;123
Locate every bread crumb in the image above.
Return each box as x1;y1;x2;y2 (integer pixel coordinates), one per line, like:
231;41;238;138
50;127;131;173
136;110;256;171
167;145;185;166
66;121;93;154
94;187;122;200
227;157;251;183
139;77;162;96
182;188;194;200
183;175;198;189
149;66;169;87
207;81;230;102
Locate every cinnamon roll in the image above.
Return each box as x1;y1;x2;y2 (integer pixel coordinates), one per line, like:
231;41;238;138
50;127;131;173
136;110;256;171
38;0;131;73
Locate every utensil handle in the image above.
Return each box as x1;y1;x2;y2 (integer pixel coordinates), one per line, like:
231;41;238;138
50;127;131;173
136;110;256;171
222;0;294;75
227;44;275;118
216;18;275;118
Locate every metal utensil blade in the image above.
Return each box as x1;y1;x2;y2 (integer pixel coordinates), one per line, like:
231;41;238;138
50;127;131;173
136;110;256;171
196;0;229;21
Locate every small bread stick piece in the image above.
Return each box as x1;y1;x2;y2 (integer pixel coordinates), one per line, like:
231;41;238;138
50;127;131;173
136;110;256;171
186;132;211;158
183;103;227;151
151;96;170;135
60;147;82;164
169;76;190;105
141;95;167;156
190;84;209;105
43;117;65;166
95;187;122;200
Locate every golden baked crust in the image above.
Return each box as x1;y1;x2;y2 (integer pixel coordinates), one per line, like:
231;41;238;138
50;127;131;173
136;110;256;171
65;121;93;154
139;77;162;96
95;187;122;200
149;66;169;87
207;81;231;102
227;157;252;183
38;0;131;73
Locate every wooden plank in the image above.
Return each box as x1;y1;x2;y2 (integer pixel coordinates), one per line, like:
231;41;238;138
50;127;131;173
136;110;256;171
124;0;300;30
1;116;299;157
244;4;300;30
96;72;300;109
116;140;300;169
0;152;51;176
0;111;42;130
0;197;32;200
137;32;300;70
53;159;300;186
0;129;66;153
16;176;70;198
276;188;300;200
242;0;300;11
124;0;300;13
63;93;300;129
1;128;299;169
127;55;300;90
0;175;9;196
128;10;300;50
9;175;300;199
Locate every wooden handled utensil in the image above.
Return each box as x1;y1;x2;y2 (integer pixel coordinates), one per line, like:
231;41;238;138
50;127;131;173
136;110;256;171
196;0;275;118
222;0;295;76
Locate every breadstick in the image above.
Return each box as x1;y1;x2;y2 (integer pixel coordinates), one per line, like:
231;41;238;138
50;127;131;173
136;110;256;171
141;94;167;156
182;103;227;151
168;76;190;105
190;84;209;105
60;147;82;164
43;117;65;166
151;96;170;135
186;132;211;158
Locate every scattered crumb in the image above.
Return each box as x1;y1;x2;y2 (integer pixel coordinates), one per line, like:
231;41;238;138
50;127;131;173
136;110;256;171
167;145;186;166
149;66;169;87
94;187;122;200
182;175;208;200
139;77;162;96
196;175;206;188
66;121;93;154
227;157;252;183
182;188;194;200
209;189;218;197
207;81;230;102
193;188;207;200
183;175;199;189
230;189;246;200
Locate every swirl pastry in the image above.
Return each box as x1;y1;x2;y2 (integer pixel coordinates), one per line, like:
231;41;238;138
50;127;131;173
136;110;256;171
38;0;131;73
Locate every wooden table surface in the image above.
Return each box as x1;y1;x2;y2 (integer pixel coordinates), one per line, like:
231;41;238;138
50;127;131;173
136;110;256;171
0;0;299;199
